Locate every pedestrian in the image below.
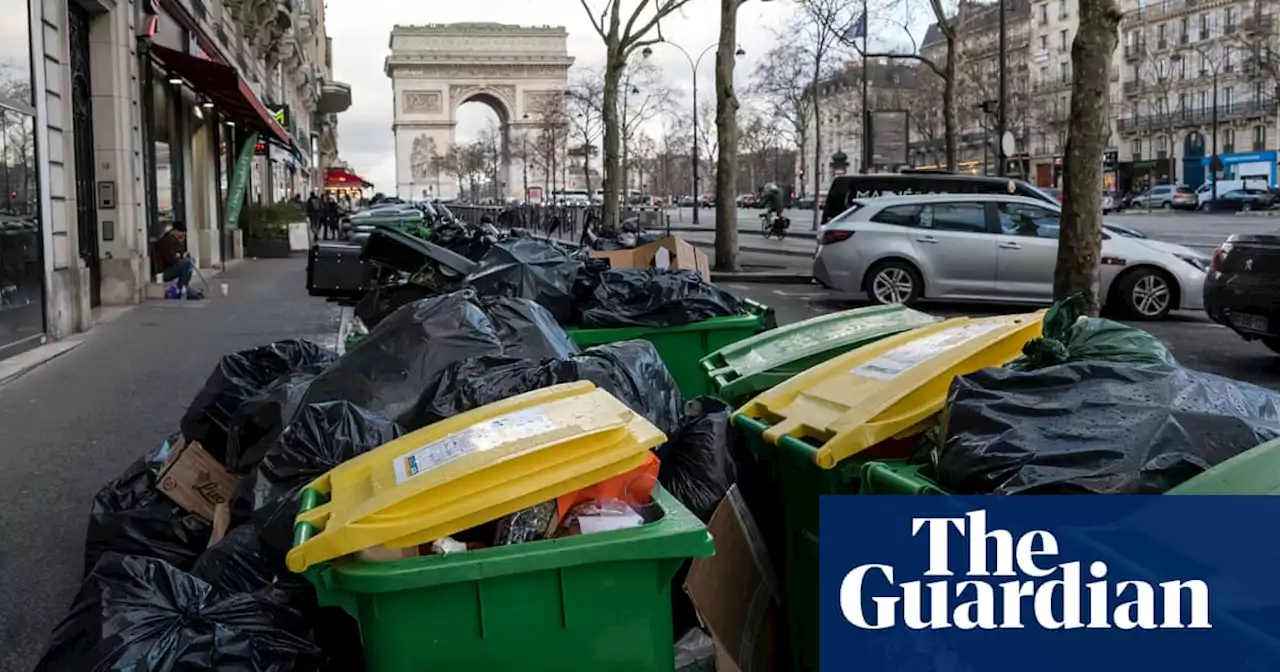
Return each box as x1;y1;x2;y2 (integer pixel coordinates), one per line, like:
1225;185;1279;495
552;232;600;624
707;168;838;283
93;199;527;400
153;222;200;300
323;193;340;240
305;191;322;241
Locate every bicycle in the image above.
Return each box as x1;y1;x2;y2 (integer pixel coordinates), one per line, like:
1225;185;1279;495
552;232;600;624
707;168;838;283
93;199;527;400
760;211;789;240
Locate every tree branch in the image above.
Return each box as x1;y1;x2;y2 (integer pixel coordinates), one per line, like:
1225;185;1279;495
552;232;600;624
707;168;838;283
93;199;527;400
579;0;608;41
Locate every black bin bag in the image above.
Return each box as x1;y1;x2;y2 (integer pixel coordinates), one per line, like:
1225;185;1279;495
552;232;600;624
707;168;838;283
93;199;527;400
224;364;328;473
84;435;211;576
579;269;742;329
413;340;683;438
233;401;404;552
36;553;321;672
465;238;582;323
480;296;579;361
191;523;286;595
656;397;736;522
181;340;338;462
934;362;1280;495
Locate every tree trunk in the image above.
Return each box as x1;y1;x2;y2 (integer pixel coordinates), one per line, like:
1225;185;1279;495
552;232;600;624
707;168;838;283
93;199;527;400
943;45;959;172
1055;0;1121;314
602;50;624;230
714;0;741;272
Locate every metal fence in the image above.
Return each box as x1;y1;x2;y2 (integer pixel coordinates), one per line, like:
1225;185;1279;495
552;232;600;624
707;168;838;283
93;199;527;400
447;203;672;243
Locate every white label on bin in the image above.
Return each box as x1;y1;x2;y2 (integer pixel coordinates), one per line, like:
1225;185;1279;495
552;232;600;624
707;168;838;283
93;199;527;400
392;409;558;484
850;321;1007;381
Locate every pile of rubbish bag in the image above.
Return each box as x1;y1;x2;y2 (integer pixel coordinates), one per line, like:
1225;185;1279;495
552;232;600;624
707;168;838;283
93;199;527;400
929;294;1280;495
47;288;743;669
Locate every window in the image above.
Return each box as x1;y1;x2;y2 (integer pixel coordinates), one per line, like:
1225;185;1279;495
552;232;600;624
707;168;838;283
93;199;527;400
923;203;988;234
869;204;923;227
1225;6;1236;31
1158;23;1167;43
1198;90;1208;112
997;202;1061;238
1157;135;1169;158
1039;3;1048;24
1199;52;1208;75
1040;34;1048;51
1255;126;1267;151
1223;128;1235;153
1199;13;1209;38
1131;139;1143;160
0;6;41;351
1225;47;1235;72
1060;61;1071;83
1039;65;1049;85
1224;86;1234;108
1179;17;1189;42
1058;0;1067;18
1059;29;1069;52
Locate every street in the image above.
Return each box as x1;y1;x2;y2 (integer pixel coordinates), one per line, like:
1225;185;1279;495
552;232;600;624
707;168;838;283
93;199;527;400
1;249;1278;670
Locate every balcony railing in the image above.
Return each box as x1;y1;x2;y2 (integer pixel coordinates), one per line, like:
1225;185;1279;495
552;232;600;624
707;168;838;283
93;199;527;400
1123;81;1144;95
1115;99;1279;135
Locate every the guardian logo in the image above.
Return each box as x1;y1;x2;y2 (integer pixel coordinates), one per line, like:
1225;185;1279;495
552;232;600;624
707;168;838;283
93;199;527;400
840;510;1212;631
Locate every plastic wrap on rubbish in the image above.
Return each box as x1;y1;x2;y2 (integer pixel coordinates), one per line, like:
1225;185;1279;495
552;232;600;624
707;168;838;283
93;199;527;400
181;340;338;462
479;296;579;360
190;523;284;594
412;340;684;438
298;290;507;426
84;435;213;575
1009;293;1177;370
556;499;645;537
465;238;583;323
36;553;320;672
353;282;434;330
656;397;736;522
233;401;404;552
492;499;559;546
224;365;327;473
579;269;742;329
934;362;1280;494
674;628;717;672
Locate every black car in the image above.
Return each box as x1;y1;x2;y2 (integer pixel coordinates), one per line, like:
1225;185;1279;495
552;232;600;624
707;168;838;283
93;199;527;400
1204;233;1280;353
1207;189;1276;212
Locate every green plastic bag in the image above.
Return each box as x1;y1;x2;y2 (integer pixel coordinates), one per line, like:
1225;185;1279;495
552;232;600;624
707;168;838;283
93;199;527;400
1009;294;1176;371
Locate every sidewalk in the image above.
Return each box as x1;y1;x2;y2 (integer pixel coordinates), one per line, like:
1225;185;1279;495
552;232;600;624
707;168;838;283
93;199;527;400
0;257;340;672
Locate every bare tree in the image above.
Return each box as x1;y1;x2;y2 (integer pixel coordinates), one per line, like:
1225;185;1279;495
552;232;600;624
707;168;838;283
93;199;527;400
579;0;694;229
712;0;752;271
695;99;719;186
620;59;676;199
656;112;693;200
567;74;606;204
753;42;814;195
1055;0;1122;311
794;0;848;228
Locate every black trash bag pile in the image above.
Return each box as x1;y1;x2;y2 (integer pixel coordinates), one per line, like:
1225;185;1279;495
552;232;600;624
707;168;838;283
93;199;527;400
1009;293;1177;371
299;290;574;426
579;269;742;329
191;523;286;595
37;553;321;672
84;434;212;575
413;340;683;438
465;238;583;323
481;296;580;361
225;364;330;473
353;282;434;330
181;340;338;462
234;401;404;552
933;361;1280;494
655;398;736;522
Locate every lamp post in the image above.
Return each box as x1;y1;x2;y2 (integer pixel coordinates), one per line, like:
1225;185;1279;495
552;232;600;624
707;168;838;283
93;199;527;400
1173;46;1222;201
521;113;530;204
644;42;745;225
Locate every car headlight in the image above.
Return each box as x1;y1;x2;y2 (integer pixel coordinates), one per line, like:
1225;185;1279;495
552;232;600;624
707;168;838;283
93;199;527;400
1176;254;1208;272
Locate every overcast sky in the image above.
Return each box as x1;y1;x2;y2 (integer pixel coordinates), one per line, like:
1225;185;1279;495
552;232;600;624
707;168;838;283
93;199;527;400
325;0;802;191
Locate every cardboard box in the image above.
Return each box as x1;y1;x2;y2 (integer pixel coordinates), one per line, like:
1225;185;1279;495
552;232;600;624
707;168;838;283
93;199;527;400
684;486;778;672
589;236;712;280
157;438;241;522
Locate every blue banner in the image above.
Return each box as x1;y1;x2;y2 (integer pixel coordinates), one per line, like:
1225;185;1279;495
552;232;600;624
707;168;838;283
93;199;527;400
819;496;1280;671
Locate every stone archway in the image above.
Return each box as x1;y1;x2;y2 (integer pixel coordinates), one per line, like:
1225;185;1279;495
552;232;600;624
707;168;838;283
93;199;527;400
387;23;574;201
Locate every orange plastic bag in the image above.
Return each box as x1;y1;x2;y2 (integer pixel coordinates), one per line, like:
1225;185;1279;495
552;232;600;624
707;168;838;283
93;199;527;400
557;452;660;519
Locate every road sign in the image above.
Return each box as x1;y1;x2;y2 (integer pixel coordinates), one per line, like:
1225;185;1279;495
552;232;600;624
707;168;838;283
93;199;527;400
1000;131;1016;157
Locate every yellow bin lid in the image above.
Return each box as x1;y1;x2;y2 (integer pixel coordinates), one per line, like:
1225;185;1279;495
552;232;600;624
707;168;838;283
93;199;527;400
737;312;1044;469
286;381;664;572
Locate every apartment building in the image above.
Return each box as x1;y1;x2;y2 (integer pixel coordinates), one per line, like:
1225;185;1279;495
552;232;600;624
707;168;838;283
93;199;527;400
2;0;351;361
1115;0;1279;194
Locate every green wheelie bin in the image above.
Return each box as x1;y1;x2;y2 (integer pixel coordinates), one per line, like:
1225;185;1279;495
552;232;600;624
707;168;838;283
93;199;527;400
1167;438;1280;494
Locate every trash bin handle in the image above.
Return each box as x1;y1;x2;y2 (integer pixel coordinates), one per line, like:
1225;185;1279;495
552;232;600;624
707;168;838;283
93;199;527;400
292;487;323;550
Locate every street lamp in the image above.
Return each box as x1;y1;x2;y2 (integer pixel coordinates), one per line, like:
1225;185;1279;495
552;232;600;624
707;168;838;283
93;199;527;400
1172;46;1222;201
644;41;746;224
522;112;530;204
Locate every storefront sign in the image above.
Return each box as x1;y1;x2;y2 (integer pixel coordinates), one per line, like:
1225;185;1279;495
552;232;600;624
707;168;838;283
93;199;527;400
224;133;259;231
269;105;291;132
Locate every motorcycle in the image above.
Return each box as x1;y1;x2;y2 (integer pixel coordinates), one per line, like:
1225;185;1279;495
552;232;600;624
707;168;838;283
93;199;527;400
760;210;790;240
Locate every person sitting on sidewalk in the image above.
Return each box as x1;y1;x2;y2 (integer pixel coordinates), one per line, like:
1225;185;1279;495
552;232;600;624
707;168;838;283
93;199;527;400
154;222;200;299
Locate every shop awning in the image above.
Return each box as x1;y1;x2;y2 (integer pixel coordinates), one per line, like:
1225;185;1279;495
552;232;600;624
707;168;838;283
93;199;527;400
326;169;372;188
148;44;292;146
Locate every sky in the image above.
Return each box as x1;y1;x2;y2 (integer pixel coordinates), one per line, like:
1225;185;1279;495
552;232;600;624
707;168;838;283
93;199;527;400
324;0;802;191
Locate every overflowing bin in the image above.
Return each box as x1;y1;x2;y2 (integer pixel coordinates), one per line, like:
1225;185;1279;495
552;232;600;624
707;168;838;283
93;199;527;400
731;312;1044;671
564;299;773;398
699;304;940;406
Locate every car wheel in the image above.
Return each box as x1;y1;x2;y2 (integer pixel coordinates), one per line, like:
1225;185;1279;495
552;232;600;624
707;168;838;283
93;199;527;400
865;260;923;305
1162;201;1173;210
1242;202;1253;212
1117;268;1174;320
1264;337;1280;355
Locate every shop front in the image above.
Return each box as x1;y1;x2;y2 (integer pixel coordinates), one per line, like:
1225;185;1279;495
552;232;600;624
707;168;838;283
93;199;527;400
0;0;44;357
325;169;372;201
1200;150;1278;187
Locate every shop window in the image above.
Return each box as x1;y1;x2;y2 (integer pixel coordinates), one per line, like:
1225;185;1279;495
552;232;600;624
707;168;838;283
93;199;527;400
149;68;184;238
0;6;43;354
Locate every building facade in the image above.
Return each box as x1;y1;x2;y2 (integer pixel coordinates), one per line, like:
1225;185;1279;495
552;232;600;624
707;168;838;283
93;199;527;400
2;0;350;360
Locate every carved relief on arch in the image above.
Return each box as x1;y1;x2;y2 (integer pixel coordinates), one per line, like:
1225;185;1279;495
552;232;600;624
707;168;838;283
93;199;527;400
402;90;443;114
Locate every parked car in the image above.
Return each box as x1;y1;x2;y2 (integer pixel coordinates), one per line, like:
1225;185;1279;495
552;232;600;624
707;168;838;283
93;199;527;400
699;194;716;207
1128;184;1197;210
1205;233;1280;353
1102;191;1119;213
794;195;816;210
1205;189;1276;212
736;193;758;208
677;195;696;207
1195;179;1270;209
812;193;1208;320
1043;187;1063;203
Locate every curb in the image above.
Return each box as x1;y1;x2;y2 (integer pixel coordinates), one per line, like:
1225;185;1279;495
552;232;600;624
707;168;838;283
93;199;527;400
0;339;82;387
711;272;815;284
686;239;816;258
664;225;819;241
1236;210;1280;217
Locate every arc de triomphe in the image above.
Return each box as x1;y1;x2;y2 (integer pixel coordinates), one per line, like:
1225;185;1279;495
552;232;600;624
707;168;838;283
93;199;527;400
386;23;573;201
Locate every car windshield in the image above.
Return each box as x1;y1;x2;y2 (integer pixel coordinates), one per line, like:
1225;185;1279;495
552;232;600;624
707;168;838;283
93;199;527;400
1176;186;1195;194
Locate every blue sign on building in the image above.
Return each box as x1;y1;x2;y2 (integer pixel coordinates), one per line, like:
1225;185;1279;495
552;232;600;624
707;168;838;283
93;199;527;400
1201;149;1278;185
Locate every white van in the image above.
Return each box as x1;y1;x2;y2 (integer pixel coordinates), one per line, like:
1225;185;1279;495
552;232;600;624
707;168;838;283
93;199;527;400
1196;178;1270;208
